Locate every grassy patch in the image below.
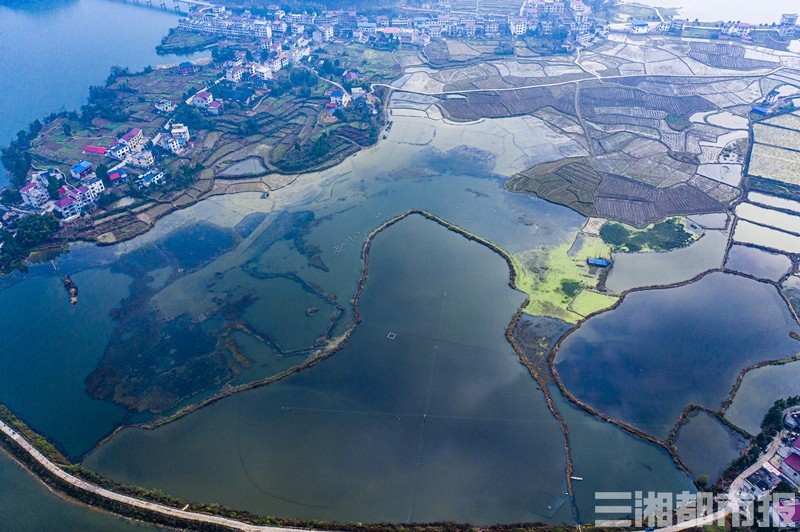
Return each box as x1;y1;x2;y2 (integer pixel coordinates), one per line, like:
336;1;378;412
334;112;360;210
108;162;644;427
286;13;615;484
512;232;615;323
665;114;691;131
569;290;618;318
600;218;695;252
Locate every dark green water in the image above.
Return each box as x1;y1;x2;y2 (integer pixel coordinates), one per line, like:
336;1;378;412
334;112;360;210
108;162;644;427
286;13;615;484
555;272;800;439
673;411;748;485
84;215;572;525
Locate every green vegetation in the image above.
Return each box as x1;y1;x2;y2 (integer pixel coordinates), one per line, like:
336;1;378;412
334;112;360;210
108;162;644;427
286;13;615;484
0;120;40;188
80;84;130;125
156;27;221;55
512;233;616;322
0;213;60;273
665;114;691;131
600;218;695;252
0;404;68;466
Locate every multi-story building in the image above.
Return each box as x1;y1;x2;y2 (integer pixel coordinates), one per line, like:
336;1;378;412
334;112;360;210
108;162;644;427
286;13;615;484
20;181;50;209
226;65;246;82
193;91;214;109
509;16;528;35
84;177;105;200
171;124;190;142
120;128;144;153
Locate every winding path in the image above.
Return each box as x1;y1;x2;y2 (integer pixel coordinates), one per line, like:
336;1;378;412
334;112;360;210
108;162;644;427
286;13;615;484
0;418;309;532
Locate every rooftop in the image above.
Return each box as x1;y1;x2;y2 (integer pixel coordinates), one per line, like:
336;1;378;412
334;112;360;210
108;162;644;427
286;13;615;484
121;128;142;142
784;452;800;473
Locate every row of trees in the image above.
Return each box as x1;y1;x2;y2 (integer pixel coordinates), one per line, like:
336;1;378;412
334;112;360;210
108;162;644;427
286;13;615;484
0;213;60;273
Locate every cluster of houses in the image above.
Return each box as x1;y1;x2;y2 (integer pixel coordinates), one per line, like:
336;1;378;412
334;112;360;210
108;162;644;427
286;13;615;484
19;165;104;220
738;407;800;528
15;119;189;221
625;12;798;40
177;0;601;52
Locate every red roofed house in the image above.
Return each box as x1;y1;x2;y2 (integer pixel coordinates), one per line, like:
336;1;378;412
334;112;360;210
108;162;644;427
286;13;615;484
208;100;223;115
193;91;214;109
20;181;50;209
771;498;800;528
83;145;108;156
54;196;81;219
781;452;800;487
108;169;129;186
119;128;144;152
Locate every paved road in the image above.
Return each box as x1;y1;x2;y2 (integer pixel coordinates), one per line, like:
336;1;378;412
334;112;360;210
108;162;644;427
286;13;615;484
0;419;308;532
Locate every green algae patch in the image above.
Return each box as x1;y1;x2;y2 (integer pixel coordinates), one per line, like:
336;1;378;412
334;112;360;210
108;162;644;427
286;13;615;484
512;232;614;323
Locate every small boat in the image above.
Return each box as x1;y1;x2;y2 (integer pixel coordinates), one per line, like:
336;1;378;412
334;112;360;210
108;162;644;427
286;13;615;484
570;476;584;481
63;275;78;305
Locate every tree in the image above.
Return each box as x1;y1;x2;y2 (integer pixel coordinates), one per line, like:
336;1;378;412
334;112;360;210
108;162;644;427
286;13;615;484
96;164;110;187
45;172;63;199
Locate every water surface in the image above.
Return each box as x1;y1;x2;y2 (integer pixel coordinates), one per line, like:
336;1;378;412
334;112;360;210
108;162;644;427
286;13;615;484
725;361;800;435
0;449;159;530
674;411;748;485
555;272;800;438
0;0;204;186
85;215;571;525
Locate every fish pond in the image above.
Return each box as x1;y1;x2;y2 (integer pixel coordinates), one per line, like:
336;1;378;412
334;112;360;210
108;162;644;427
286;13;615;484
555;272;800;439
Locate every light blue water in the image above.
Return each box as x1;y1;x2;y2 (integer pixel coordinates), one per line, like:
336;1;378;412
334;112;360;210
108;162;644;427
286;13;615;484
0;0;205;187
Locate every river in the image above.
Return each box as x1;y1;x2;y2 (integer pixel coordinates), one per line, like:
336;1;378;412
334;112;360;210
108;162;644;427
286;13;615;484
0;0;205;188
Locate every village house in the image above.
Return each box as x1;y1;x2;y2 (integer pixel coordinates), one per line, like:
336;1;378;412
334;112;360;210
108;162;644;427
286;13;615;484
208;100;224;115
162;136;182;154
771;498;800;528
509;17;528;36
130;150;155;168
54;195;81;219
107;169;129;186
742;467;781;499
780;438;800;486
155;99;176;113
84;177;105;199
193;91;214;109
171;123;190;142
178;61;195;75
108;142;131;161
319;24;334;41
330;90;351;107
226;65;246;83
136;168;166;189
250;63;273;81
54;184;95;219
119;128;145;152
70;161;94;180
19;181;50;210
